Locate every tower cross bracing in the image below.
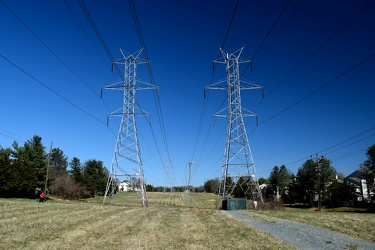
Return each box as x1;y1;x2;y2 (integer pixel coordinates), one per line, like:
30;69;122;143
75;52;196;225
206;47;263;205
102;49;156;207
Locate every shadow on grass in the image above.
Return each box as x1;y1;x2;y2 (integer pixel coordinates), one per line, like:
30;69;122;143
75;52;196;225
285;203;375;213
285;204;311;209
328;208;375;214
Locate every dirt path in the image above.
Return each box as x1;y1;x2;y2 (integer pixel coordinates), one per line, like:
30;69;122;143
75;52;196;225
183;191;195;208
222;210;375;250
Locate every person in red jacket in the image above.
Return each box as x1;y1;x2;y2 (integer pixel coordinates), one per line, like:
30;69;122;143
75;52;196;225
39;192;45;203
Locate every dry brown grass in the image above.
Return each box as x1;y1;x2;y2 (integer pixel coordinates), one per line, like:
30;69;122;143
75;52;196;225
0;194;295;249
253;207;375;242
4;192;372;249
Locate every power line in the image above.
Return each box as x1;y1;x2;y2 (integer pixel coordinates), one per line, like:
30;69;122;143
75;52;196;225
282;125;375;170
63;0;111;72
0;128;27;143
76;0;170;178
250;0;292;61
247;0;371;123
128;0;172;165
252;0;304;71
221;0;240;50
77;0;122;77
191;0;240;162
323;135;375;159
196;0;293;168
0;0;100;97
318;126;375;156
63;0;119;137
253;123;375;178
0;54;106;126
330;149;367;163
257;52;375;127
263;0;372;99
246;0;373;140
0;132;24;143
1;0;118;138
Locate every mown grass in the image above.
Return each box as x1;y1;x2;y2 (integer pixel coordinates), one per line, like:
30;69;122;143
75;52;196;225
0;194;295;250
252;207;375;243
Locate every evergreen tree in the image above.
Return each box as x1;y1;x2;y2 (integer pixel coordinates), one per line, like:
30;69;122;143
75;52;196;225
82;160;108;196
284;174;299;205
0;147;13;197
24;136;47;190
11;140;39;197
268;166;280;198
49;148;68;179
69;157;83;184
296;157;336;207
268;165;292;202
233;176;253;198
328;179;355;207
360;144;375;202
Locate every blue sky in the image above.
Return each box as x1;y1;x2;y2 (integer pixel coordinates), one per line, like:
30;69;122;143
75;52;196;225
1;0;374;187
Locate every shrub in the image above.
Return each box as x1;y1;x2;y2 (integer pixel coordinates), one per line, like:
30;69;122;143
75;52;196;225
50;174;88;199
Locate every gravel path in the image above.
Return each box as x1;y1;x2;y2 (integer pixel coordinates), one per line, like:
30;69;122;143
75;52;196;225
222;210;375;250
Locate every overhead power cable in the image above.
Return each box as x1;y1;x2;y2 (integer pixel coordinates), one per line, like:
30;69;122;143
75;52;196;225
263;0;372;99
253;0;304;70
63;0;110;71
257;52;375;127
0;54;106;126
0;132;24;143
64;0;120;133
317;126;375;156
282;125;375;170
0;128;27;142
246;0;373;136
250;0;292;61
209;0;240;85
323;134;375;158
221;0;240;51
78;0;122;77
0;0;100;97
1;0;118;138
196;0;291;167
128;0;172;165
191;0;240;163
330;149;367;163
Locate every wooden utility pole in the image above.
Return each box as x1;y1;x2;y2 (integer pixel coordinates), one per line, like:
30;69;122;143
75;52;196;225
44;141;53;195
316;154;322;211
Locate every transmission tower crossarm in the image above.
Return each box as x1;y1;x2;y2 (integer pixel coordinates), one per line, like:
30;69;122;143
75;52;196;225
207;47;264;208
102;49;154;207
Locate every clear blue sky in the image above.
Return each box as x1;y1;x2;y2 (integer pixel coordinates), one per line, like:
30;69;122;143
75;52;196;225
1;0;374;187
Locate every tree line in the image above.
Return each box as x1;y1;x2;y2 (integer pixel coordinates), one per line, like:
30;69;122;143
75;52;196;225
203;144;375;207
0;135;108;199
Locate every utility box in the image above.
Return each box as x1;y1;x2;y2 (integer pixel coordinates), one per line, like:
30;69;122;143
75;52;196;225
222;198;247;210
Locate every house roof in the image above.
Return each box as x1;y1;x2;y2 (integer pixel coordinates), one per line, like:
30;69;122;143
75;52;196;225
347;170;365;179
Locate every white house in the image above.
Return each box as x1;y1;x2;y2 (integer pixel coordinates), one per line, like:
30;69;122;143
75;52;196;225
346;170;374;201
118;180;141;192
118;181;131;192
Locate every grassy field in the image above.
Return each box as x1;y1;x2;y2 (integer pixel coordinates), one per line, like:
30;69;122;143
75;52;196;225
0;192;294;250
252;206;375;243
1;192;374;249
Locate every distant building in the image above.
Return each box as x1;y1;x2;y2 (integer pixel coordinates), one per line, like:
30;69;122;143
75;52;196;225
118;180;141;192
346;170;374;201
119;181;131;192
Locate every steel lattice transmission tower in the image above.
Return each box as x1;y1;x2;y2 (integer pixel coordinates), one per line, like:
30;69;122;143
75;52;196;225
185;161;194;191
205;48;264;205
163;159;174;192
102;49;156;207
